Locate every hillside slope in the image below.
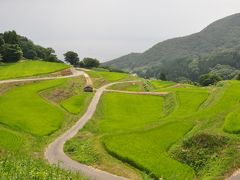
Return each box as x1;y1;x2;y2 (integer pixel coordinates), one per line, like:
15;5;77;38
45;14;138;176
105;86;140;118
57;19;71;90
104;13;240;81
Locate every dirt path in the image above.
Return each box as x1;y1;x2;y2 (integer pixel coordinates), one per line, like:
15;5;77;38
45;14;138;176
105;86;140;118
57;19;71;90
228;171;240;180
44;81;142;180
0;68;83;84
105;89;169;95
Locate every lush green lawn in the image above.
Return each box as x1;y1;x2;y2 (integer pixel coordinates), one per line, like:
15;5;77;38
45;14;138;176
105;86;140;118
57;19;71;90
61;93;93;115
0;60;69;80
0;79;67;136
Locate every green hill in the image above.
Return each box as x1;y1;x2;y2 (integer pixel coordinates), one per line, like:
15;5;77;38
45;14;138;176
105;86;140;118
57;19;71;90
104;13;240;81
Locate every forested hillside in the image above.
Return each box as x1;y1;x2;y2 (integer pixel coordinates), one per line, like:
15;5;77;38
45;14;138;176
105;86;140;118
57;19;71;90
104;13;240;82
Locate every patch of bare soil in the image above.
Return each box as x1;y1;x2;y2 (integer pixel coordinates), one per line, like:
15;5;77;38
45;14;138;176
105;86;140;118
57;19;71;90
0;81;37;95
41;77;85;103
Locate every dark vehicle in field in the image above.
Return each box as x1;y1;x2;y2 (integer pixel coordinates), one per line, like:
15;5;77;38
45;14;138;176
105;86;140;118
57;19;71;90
84;85;93;92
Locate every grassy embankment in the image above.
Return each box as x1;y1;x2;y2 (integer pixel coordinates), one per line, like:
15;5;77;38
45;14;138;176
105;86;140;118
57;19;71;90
85;68;138;88
0;61;91;179
0;60;69;80
107;79;176;92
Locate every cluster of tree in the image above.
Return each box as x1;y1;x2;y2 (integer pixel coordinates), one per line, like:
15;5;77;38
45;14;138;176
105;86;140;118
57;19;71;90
64;51;100;68
0;30;59;63
135;48;240;86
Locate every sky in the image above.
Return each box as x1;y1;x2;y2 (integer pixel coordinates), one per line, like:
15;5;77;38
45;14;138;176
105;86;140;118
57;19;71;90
1;0;240;62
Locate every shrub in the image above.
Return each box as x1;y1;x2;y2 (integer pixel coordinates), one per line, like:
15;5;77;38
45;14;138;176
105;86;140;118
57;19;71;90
173;133;228;173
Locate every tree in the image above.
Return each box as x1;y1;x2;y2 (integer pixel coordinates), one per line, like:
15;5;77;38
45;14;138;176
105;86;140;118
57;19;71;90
82;57;100;68
159;73;167;81
236;74;240;80
199;74;221;86
0;37;4;47
64;51;79;66
1;44;23;62
3;30;19;44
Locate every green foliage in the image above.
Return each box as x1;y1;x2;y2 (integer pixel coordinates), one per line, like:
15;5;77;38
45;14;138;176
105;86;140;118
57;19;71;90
0;60;69;80
64;134;98;165
60;94;93;114
0;153;86;180
64;51;79;66
0;79;66;136
159;73;167;81
0;36;4;47
236;73;240;80
0;44;23;62
199;73;221;86
82;57;100;68
173;134;228;173
3;30;19;44
0;30;59;62
209;64;239;80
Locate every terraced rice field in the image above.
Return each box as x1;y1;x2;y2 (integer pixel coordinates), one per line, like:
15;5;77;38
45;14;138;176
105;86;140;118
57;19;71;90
0;68;90;179
65;80;240;179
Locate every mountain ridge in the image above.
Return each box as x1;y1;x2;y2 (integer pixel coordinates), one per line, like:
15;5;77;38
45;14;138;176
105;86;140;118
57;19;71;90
103;13;240;81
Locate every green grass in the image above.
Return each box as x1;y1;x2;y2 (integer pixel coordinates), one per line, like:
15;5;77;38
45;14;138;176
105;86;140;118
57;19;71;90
104;122;194;179
86;71;129;82
224;109;240;134
65;85;210;179
0;127;24;151
108;82;144;92
86;70;135;88
60;93;93;115
0;153;86;180
0;60;69;80
0;75;89;179
150;80;176;90
96;93;164;133
0;79;67;136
